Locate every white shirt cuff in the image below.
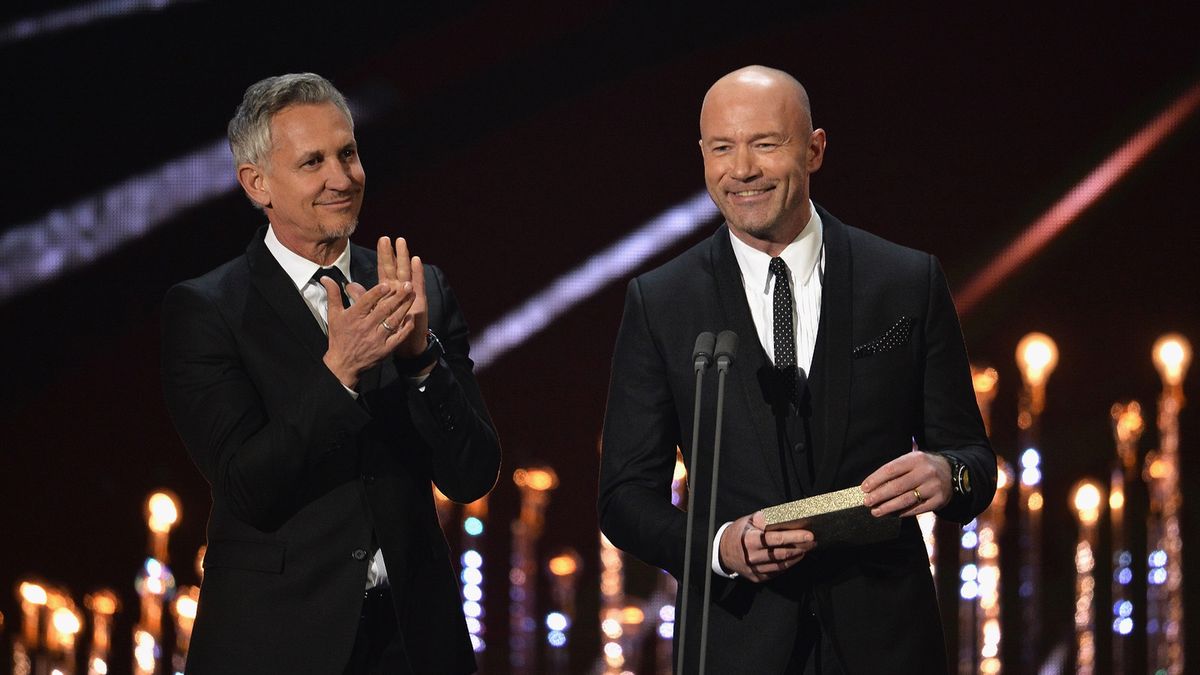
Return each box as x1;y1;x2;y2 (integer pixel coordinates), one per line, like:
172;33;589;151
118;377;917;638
408;372;431;392
712;521;738;578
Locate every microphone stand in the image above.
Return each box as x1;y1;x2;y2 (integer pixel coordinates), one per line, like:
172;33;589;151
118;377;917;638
698;330;737;675
676;331;715;675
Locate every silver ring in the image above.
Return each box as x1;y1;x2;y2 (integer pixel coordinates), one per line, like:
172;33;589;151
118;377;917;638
381;319;397;333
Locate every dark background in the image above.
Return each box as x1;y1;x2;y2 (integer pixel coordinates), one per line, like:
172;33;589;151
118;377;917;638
1;2;1198;673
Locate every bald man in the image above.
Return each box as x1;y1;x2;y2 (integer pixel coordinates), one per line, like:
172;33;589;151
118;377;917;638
599;66;995;673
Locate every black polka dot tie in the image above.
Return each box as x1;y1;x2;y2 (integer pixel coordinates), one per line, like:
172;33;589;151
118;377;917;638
769;257;797;399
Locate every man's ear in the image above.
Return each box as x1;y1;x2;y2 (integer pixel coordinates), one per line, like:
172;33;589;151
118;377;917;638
237;163;272;209
806;128;827;173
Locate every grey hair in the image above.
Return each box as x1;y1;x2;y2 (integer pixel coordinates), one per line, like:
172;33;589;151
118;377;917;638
227;72;353;167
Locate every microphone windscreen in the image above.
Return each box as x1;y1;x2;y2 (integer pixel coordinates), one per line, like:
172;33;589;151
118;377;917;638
693;331;716;363
715;330;738;363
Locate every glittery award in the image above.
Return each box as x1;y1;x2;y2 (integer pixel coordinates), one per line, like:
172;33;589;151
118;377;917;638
761;486;900;548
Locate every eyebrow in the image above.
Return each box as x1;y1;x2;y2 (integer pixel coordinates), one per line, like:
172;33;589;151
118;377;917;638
297;150;324;164
705;131;785;144
295;141;356;163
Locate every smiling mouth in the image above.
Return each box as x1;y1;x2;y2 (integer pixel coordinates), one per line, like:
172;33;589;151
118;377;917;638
729;187;774;197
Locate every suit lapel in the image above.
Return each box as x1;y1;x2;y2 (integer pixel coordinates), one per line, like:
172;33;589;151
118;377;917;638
810;206;852;492
246;227;330;361
349;242;378;289
245;232;390;395
709;226;787;497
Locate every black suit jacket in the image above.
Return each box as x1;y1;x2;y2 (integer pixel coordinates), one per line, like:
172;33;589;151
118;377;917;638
599;206;995;673
162;227;500;674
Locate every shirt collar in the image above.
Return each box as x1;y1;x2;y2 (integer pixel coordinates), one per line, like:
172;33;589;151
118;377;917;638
264;224;353;290
728;200;824;294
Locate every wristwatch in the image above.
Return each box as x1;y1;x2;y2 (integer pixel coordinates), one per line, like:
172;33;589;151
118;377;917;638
946;455;972;497
395;329;444;376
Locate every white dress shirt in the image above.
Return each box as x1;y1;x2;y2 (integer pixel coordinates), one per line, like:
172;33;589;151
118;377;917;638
263;225;390;589
712;203;825;577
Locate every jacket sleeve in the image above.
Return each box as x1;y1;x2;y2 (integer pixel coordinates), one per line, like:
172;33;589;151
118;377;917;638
394;265;501;503
161;280;372;531
920;256;997;522
598;278;689;577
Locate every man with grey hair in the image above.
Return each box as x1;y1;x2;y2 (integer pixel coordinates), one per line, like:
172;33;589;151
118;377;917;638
600;66;995;673
162;72;500;674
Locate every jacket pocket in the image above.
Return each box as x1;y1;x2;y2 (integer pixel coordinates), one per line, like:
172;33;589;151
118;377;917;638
203;539;286;574
852;316;914;358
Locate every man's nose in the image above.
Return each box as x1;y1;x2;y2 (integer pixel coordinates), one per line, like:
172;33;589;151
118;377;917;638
324;159;355;190
730;146;759;181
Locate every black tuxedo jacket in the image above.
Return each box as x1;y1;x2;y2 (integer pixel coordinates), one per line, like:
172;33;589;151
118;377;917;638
599;206;995;673
162;227;500;674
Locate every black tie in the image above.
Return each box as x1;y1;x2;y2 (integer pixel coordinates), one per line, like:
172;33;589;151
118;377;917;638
769;257;797;398
312;267;351;309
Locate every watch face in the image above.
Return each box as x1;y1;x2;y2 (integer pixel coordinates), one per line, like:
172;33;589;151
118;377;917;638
956;463;972;495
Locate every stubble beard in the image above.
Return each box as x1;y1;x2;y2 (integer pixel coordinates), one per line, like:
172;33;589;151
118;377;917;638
318;217;358;244
723;202;782;242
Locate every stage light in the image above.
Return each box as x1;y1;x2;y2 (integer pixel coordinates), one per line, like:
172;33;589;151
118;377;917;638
957;82;1200;315
461;568;482;586
147;492;180;534
132;629;157;675
1152;333;1192;388
471;192;719;368
548;553;578;577
1071;478;1105;675
961;528;978;550
145;490;181;564
463;516;484;536
0;1;198;46
1146;332;1190;674
1072;481;1103;527
513;467;559;492
1016;333;1058;389
546;612;568;631
1109;400;1142;671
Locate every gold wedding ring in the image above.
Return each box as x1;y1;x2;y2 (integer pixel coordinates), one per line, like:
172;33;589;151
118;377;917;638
913;487;923;503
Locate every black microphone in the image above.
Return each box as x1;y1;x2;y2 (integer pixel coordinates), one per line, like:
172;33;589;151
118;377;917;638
678;331;716;675
714;330;738;373
698;330;737;675
693;331;716;372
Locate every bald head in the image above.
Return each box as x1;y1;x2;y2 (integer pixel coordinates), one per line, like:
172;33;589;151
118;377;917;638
698;66;826;254
701;66;813;137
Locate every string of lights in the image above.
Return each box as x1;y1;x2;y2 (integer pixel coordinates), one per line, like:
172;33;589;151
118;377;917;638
1071;480;1105;675
1109;400;1144;670
1015;332;1058;671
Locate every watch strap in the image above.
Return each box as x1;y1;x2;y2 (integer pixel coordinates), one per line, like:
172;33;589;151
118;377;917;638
395;330;444;376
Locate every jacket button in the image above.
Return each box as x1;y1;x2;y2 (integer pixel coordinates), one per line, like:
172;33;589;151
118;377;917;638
352;548;368;560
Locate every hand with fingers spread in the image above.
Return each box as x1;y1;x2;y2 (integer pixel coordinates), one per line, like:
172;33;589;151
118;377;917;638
320;277;415;389
861;449;953;518
375;236;430;363
717;510;816;582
